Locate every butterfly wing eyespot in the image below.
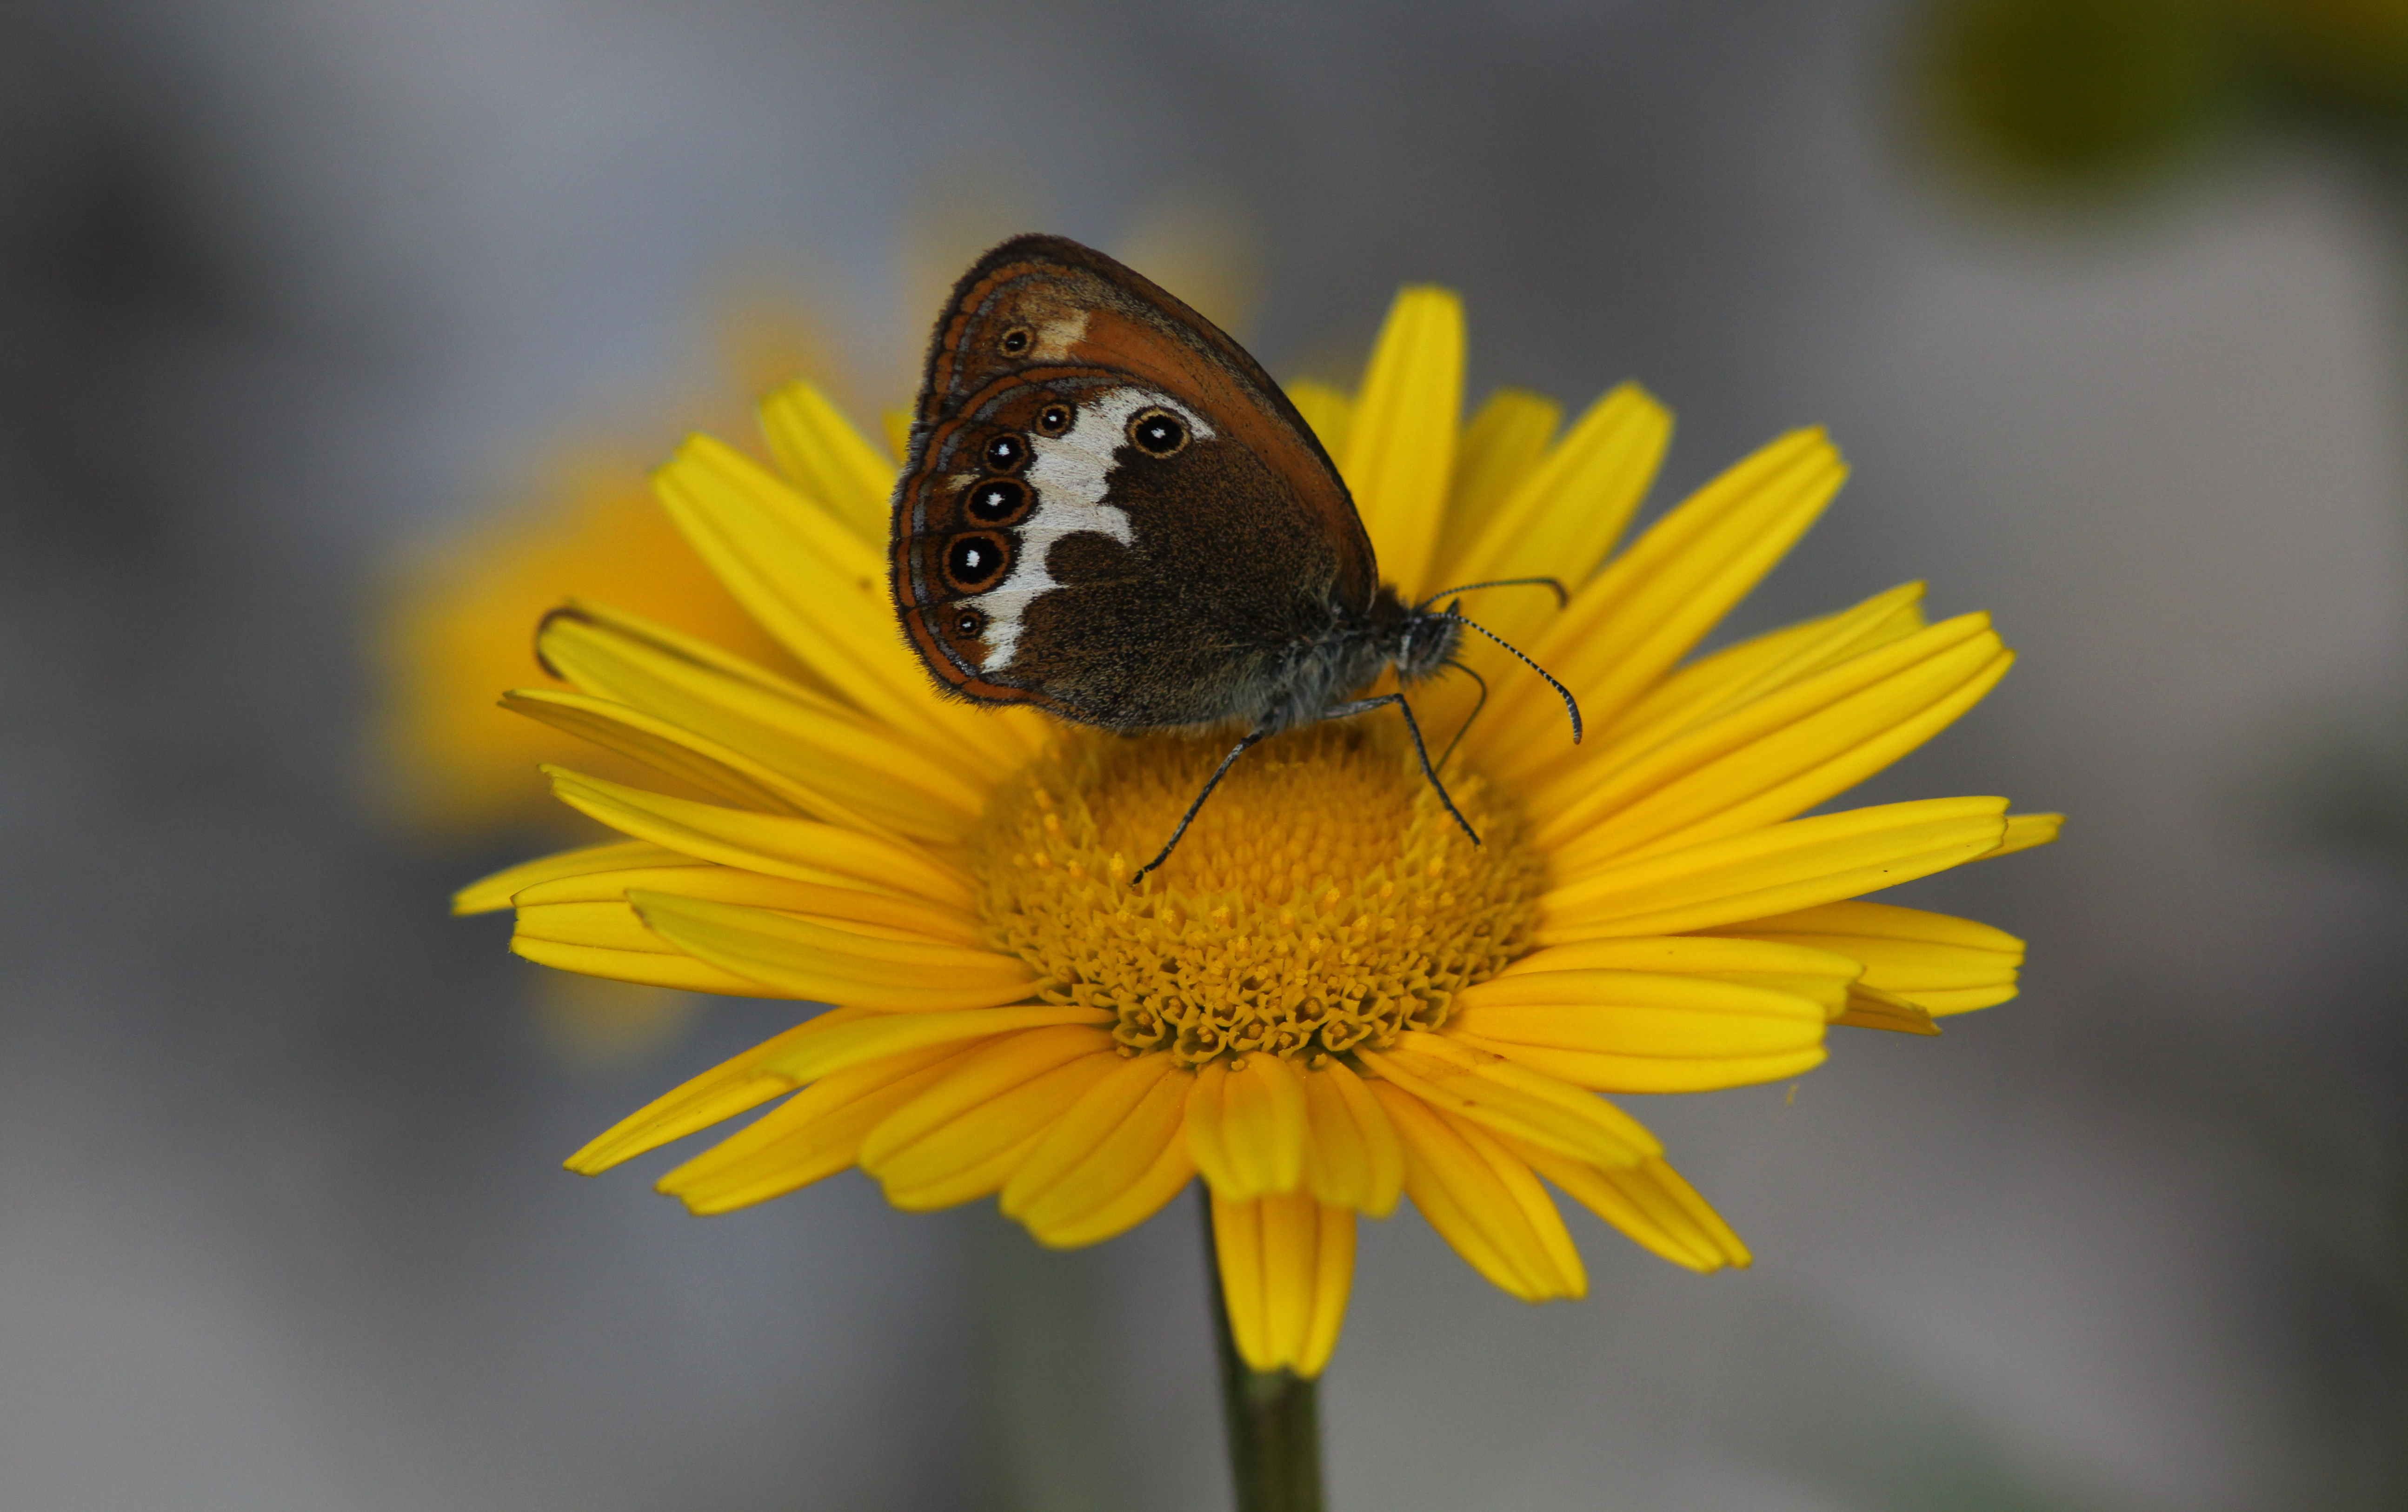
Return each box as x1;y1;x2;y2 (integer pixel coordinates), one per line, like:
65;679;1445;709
965;477;1033;525
982;433;1029;471
954;608;986;638
999;325;1033;356
1126;406;1190;457
944;531;1012;591
1034;401;1075;437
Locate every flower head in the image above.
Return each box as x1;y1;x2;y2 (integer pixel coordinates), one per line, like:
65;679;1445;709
457;285;2058;1377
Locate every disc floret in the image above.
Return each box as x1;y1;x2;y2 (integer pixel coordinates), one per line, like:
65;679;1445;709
972;723;1545;1067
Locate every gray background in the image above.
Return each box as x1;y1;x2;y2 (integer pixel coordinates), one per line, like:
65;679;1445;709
3;1;2400;1508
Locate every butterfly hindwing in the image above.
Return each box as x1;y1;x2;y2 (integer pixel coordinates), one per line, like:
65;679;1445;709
892;235;1379;729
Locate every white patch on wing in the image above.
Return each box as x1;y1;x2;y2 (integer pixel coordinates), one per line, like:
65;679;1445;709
1028;311;1090;363
969;386;1215;671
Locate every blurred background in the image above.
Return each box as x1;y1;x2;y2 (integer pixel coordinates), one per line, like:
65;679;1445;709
4;0;2404;1507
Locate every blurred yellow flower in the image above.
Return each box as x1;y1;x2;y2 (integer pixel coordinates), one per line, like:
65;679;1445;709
454;282;2059;1376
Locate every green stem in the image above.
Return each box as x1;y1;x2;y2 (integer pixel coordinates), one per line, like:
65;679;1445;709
1202;1200;1324;1512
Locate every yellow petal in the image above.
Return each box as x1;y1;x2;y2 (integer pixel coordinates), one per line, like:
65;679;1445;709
629;892;1035;1011
754;1005;1110;1087
1446;973;1827;1092
514;897;709;955
1990;811;2065;858
1262;1192;1339;1375
1598;580;1930;755
1541;796;2009;941
1372;1085;1584;1302
1342;287;1463;597
514;862;981;948
1001;1052;1173;1212
859;1025;1112;1165
1639;1155;1751;1267
375;442;791;836
1032;1128;1197;1250
1285;380;1352;458
1537;613;2014;870
538;603;989;839
1501;934;1861;985
1456;1032;1827;1094
1452;970;1829;1060
454;839;692;915
1299;1060;1404;1216
654;1041;971;1214
654;434;902;716
1708;900;2024;1017
1186;1054;1309;1199
1500;935;1860;1016
511;934;777;997
1362;1034;1660;1168
1413;383;1675;740
1008;1057;1197;1247
655;435;1035;765
522;890;942;964
1211;1189;1270;1367
1832;985;1943;1035
505;688;820;817
871;1040;1122;1204
564;1008;879;1173
1512;1139;1749;1272
544;766;972;910
1435;387;1562;570
882;408;912;465
1210;1189;1357;1377
860;1027;1120;1208
1296;1202;1356;1377
545;595;814;702
758;380;895;545
1441;381;1670;644
1482;428;1843;777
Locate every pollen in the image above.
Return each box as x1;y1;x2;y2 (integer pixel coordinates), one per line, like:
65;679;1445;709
971;722;1545;1067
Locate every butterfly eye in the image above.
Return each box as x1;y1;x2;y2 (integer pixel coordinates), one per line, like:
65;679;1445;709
1127;407;1189;457
953;608;986;638
999;326;1033;356
967;478;1031;524
945;532;1011;590
1035;403;1075;437
982;433;1028;472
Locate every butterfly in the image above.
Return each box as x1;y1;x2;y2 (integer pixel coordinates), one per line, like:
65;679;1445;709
889;233;1579;883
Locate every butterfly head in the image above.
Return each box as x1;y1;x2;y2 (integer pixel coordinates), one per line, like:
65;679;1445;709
1381;591;1465;688
1402;578;1585;746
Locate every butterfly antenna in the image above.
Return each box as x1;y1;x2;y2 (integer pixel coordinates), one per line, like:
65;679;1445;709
1443;611;1582;744
1436;659;1490;773
1415;576;1569;613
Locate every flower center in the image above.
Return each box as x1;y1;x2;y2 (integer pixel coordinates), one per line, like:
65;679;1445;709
970;723;1545;1067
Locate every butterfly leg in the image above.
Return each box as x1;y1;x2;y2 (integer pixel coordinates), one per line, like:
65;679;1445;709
1320;693;1482;848
1130;723;1273;888
1434;661;1490;775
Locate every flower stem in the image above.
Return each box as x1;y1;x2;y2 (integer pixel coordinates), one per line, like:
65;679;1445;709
1203;1199;1324;1512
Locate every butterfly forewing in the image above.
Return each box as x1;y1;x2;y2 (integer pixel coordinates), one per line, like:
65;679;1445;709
891;235;1379;730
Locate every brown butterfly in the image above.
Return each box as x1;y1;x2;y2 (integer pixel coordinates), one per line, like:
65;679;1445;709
889;234;1578;883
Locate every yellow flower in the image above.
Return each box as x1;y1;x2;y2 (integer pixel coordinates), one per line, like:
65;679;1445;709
456;287;2060;1378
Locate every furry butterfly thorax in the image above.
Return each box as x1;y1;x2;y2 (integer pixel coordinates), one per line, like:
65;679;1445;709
889;233;1578;880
